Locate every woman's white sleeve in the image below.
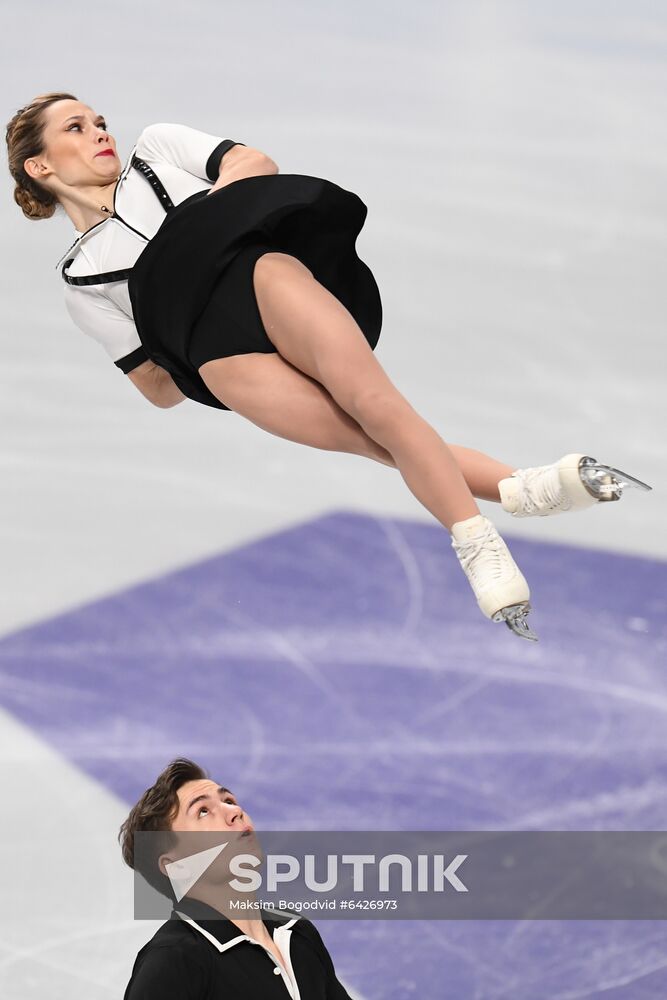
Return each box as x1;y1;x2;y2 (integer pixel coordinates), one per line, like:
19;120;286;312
136;122;242;183
63;283;149;374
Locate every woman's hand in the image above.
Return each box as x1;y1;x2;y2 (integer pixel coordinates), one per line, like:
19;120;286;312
207;145;279;195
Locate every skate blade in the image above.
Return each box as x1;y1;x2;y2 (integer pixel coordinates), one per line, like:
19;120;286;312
492;603;539;642
579;457;652;500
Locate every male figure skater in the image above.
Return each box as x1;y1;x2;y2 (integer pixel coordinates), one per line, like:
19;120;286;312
119;757;352;998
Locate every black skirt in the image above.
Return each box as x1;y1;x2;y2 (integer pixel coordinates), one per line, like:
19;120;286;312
127;173;383;410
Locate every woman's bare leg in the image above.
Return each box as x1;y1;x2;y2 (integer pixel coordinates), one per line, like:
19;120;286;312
199;351;396;464
446;446;515;502
199;353;516;504
198;348;535;637
247;252;504;530
197;350;516;501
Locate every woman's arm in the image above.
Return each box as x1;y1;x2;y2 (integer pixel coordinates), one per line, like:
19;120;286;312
208;144;279;194
127;359;186;408
127;144;277;407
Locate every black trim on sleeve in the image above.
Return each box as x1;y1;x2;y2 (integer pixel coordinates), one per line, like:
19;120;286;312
115;346;149;373
205;140;246;181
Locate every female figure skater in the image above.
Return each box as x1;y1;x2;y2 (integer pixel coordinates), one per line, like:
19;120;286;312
6;93;651;642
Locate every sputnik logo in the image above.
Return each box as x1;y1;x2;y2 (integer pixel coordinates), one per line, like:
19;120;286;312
165;842;229;902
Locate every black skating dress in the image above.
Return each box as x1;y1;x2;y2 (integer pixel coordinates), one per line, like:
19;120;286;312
125;153;383;410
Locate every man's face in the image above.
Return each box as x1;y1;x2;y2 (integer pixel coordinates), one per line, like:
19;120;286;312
171;779;254;834
159;780;259;900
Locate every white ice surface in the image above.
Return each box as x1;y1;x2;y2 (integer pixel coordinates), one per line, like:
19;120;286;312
0;1;665;998
1;0;665;636
0;705;163;999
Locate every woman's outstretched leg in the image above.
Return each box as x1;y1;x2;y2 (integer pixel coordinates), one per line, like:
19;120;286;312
247;252;536;639
445;446;515;502
199;346;533;639
251;253;484;533
199;252;649;642
251;254;651;520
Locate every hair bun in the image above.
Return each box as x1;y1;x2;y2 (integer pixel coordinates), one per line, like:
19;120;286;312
13;181;56;221
6;91;78;221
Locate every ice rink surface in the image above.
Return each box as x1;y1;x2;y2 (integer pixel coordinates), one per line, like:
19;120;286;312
1;1;666;997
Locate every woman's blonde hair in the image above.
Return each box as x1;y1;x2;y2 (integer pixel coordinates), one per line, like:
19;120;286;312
6;92;79;221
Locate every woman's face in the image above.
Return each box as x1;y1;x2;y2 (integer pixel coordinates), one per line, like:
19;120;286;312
25;98;120;191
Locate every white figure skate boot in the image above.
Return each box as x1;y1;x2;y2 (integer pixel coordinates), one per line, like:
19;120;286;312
451;514;537;641
499;454;652;518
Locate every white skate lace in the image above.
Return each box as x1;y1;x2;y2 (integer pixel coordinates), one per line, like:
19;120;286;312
452;521;512;589
513;465;569;515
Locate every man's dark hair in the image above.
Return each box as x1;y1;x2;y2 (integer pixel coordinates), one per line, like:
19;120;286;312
118;757;208;900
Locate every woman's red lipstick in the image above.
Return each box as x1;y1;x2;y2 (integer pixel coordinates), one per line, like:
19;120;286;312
95;149;115;157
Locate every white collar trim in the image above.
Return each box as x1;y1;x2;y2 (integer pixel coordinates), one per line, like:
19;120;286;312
175;912;303;999
173;910;301;953
174;911;248;954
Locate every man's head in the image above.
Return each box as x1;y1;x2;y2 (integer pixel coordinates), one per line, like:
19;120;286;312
119;758;254;902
